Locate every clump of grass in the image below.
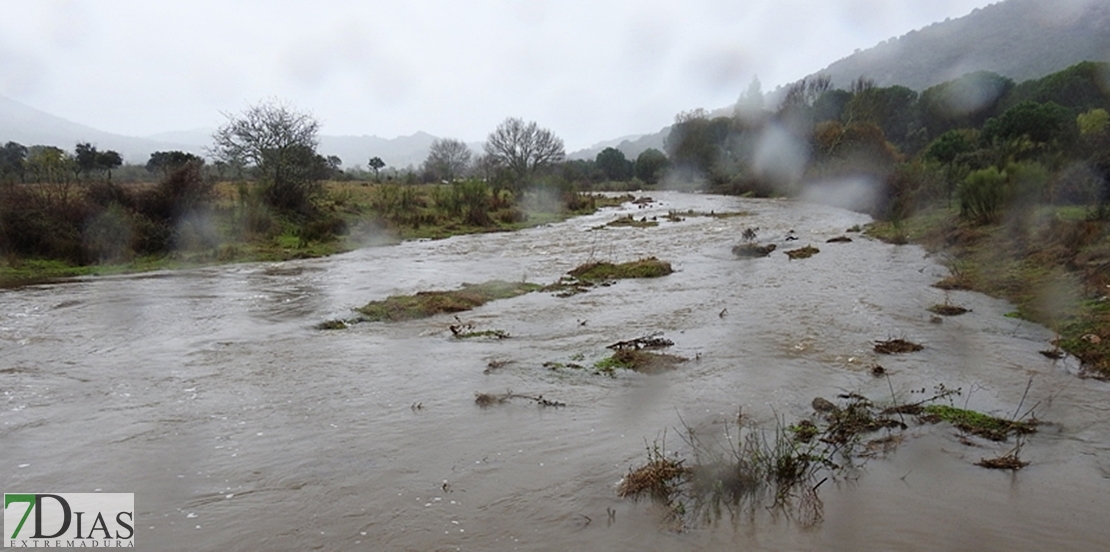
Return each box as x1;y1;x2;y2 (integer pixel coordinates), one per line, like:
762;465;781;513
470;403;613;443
315;319;349;330
874;338;924;354
622;385;1045;529
547;257;674;296
595;349;686;375
920;404;1037;441
597;214;658;229
618;441;690;502
785;245;820;260
732;243;777;258
357;281;540;322
567;257;673;282
928;303;970;316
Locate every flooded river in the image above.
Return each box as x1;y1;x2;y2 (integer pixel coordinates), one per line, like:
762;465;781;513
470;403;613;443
3;192;1109;550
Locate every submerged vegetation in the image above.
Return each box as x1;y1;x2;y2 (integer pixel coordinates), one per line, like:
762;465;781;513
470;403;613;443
545;257;674;297
356;281;541;322
620;386;1041;528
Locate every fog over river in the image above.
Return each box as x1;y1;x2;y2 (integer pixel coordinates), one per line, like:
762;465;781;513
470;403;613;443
3;192;1109;551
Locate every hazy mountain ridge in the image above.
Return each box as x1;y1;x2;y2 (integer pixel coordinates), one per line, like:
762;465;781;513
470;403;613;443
813;0;1110;90
0;94;198;163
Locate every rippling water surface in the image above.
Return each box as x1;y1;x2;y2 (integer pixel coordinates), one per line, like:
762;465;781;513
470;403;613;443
3;192;1108;551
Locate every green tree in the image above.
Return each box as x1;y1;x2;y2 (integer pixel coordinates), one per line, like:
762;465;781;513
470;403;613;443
75;142;99;179
0;141;27;182
97;150;122;180
981;100;1075;146
595;147;631;181
212;101;323;216
664;115;731;176
368;156;386;180
147;151;205;176
634;148;669;184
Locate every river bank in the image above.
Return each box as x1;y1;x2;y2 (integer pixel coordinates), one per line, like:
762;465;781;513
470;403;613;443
0;181;630;287
866;205;1110;378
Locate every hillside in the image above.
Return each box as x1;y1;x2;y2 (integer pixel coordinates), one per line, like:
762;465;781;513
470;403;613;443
0;94;449;170
815;0;1110;91
0;94;197;163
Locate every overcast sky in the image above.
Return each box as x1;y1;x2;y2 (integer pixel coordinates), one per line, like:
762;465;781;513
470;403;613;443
1;0;1000;151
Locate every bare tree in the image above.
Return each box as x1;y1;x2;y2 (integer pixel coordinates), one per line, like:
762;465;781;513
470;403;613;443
422;138;473;182
483;117;565;187
211;101;322;215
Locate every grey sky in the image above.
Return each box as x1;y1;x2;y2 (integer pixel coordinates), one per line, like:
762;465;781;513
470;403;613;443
1;0;999;150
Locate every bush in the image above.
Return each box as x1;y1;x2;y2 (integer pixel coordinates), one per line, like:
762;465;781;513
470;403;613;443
958;167;1009;224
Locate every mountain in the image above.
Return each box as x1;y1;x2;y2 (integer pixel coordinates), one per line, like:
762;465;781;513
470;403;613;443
811;0;1110;91
0;94;197;163
0;94;449;170
568;128;669;162
318;132;441;171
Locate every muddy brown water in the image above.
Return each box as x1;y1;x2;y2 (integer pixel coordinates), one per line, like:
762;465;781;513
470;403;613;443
3;192;1109;551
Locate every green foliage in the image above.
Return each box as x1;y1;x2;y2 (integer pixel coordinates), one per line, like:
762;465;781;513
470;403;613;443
958;166;1009;223
1003;61;1110;115
919;71;1014;138
925;130;976;164
595;147;632;181
147;151;204;176
634;148;669;184
981;101;1075;147
921;405;1037;441
664;115;732;175
1077;108;1109;136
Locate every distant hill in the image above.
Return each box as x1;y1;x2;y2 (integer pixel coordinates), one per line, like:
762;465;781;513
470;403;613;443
568;128;668;161
812;0;1110;91
0;94;451;170
0;94;198;163
319;132;441;171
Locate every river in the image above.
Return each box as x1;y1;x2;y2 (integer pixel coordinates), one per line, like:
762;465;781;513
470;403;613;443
3;192;1109;551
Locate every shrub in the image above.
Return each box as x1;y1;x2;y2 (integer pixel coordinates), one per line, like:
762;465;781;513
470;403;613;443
958;166;1009;224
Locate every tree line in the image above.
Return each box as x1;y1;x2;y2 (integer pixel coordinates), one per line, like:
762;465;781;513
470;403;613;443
662;61;1110;223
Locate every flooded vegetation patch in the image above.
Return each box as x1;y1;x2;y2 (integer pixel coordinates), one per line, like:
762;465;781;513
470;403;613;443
595;349;687;375
784;245;821;260
874;338;924;354
919;404;1037;441
621;386;1044;528
732;243;777;258
927;303;970;316
356;281;541;322
568;257;673;282
546;257;674;296
976;449;1030;470
617;444;690;502
474;391;565;408
449;318;510;339
315;319;350;330
596;214;659;229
